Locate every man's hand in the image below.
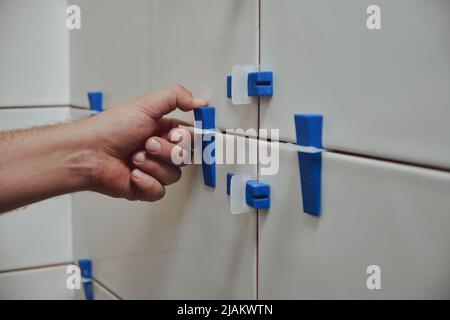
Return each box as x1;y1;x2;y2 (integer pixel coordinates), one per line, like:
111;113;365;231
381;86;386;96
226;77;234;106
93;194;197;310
81;84;207;201
0;85;208;213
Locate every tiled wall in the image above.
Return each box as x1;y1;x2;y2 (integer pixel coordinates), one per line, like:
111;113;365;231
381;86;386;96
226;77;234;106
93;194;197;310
1;0;450;299
260;0;450;168
68;0;450;299
0;0;70;107
0;0;74;299
0;265;117;300
72;134;258;299
69;0;260;299
258;0;450;299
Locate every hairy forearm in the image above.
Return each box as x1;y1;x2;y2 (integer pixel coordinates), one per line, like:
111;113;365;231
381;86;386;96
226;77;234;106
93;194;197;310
0;122;96;213
0;86;207;212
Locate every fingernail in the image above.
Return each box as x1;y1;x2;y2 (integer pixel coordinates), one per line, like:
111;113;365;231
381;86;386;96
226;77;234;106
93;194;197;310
193;97;209;106
133;152;146;164
132;169;146;180
146;138;161;153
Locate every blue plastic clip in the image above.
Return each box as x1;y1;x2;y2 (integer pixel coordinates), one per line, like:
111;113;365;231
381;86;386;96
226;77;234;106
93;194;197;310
87;92;103;112
227;75;232;98
294;114;323;216
248;71;273;97
226;173;234;195
78;259;94;300
227;71;273;99
227;173;270;209
245;180;270;209
194;107;216;188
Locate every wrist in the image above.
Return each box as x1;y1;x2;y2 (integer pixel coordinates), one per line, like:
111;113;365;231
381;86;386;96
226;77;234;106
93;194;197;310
62;120;105;193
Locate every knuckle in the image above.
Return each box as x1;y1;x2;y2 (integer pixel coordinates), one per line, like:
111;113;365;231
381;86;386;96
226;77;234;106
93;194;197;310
168;83;184;93
147;179;165;199
173;83;185;91
166;168;182;184
144;160;159;173
126;188;140;202
173;168;182;182
170;83;192;98
146;178;159;193
151;186;166;201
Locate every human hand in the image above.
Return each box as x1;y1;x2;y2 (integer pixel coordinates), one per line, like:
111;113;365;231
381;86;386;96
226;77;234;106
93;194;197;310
77;84;208;202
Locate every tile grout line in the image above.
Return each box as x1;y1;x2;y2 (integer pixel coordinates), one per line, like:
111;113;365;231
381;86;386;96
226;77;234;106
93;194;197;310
0;105;79;110
6;106;448;173
326;148;450;174
71;261;123;300
0;262;73;274
0;262;123;300
2;106;448;175
212;128;450;175
256;0;262;301
91;276;123;300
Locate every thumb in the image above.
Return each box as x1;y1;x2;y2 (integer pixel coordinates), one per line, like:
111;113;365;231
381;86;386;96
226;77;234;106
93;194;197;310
136;84;209;120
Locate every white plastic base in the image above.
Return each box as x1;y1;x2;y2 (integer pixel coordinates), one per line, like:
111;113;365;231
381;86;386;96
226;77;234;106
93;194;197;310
231;65;259;105
230;173;255;214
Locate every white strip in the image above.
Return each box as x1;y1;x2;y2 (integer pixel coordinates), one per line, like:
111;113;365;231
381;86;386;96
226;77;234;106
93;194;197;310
180;126;323;154
230;174;256;215
285;143;323;154
231;65;259;105
180;126;219;135
81;277;93;284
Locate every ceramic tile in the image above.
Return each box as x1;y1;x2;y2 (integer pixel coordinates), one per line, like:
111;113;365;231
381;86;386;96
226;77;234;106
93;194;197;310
0;0;69;107
258;141;450;299
0;265;73;300
70;0;259;132
260;0;450;168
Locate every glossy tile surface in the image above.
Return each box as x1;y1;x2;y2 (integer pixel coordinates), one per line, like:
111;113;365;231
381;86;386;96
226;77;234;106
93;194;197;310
0;265;74;300
69;0;153;110
0;107;85;131
72;133;257;299
0;0;69;107
70;0;259;131
260;0;450;168
0;196;72;271
258;141;450;299
0;264;118;300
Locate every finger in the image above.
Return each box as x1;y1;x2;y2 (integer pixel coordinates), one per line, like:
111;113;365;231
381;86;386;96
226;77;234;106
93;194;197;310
145;136;189;166
157;117;194;140
130;169;166;201
132;151;182;185
138;84;209;119
168;127;194;145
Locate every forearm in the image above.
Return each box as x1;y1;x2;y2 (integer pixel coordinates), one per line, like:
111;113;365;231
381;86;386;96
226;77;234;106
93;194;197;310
0;86;207;211
0;122;95;213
